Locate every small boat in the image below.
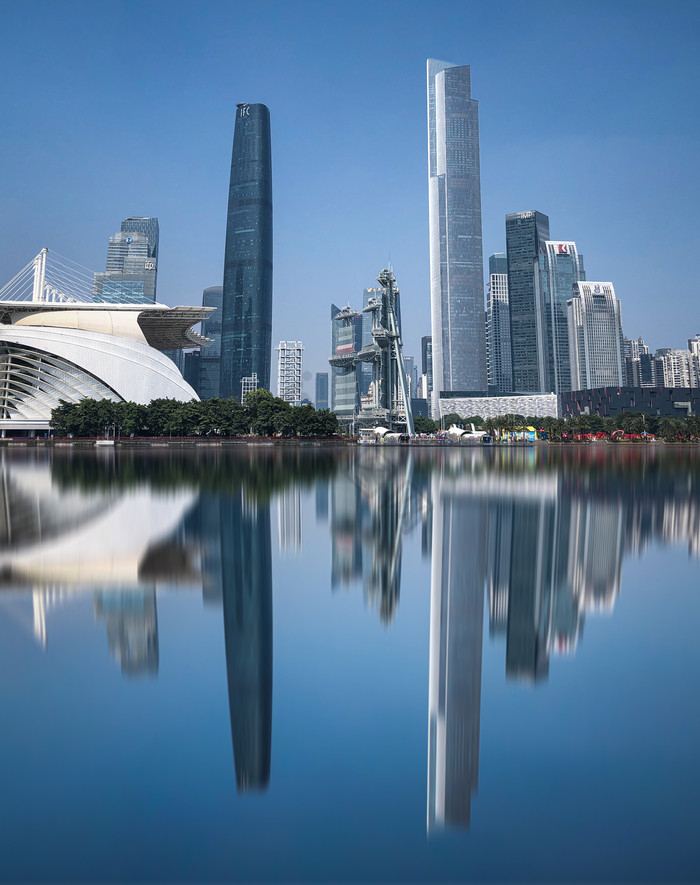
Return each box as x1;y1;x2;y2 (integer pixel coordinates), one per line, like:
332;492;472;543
96;439;115;447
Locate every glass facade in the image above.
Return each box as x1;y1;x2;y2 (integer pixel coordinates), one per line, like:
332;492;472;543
428;60;487;406
199;286;223;400
330;304;361;418
539;242;584;393
93;220;159;304
567;282;624;390
220;103;273;400
315;372;329;410
505;211;550;392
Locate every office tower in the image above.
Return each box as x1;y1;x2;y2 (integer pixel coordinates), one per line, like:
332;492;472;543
220;491;273;791
421;335;433;407
486;252;512;394
427;472;487;830
199;286;223;400
183;350;201;392
315;372;329;410
120;216;159;261
220;102;273;400
505;211;551;392
403;356;417;399
567;282;624;390
360;288;380;396
688;334;700;387
624;336;649;386
655;348;696;387
427;59;487;407
276;340;303;405
539;241;584;393
93;216;159;303
489;252;507;276
330;303;362;418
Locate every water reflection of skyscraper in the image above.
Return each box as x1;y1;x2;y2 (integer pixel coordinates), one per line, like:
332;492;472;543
93;589;159;676
220;491;273;792
329;451;414;624
189;491;273;793
427;479;486;830
427;461;634;831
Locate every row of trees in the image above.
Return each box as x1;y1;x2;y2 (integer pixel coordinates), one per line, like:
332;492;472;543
414;411;700;442
50;390;339;438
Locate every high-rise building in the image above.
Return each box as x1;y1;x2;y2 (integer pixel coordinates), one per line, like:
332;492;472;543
505;211;550;392
315;372;329;410
330;303;362;417
539;242;584;393
624;336;650;387
486;252;512;394
199;286;223;400
220;103;273;400
360;288;380;396
567;282;624;390
427;59;487;408
276;340;303;405
655;348;696;388
421;335;433;407
403;356;418;399
688;334;700;387
93;216;159;303
120;216;160;262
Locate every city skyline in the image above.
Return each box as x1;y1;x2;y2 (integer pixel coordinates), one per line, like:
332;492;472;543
0;3;697;384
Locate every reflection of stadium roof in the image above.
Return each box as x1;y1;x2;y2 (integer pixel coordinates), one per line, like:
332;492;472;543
0;464;198;587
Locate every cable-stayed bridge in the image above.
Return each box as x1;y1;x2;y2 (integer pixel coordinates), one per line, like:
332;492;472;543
0;248;97;304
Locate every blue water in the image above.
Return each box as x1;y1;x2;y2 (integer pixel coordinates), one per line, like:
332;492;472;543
0;446;697;882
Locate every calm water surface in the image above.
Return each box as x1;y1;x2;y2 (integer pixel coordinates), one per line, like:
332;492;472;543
0;445;698;883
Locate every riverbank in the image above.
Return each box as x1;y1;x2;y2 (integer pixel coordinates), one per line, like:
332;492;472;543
0;437;695;448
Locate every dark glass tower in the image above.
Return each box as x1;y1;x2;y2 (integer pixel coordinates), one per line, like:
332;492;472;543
505;211;550;392
199;285;223;400
220;103;273;400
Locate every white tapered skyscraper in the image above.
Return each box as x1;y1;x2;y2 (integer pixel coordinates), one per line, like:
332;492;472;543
427;59;487;413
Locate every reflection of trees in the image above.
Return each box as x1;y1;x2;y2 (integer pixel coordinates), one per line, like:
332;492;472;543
50;447;348;502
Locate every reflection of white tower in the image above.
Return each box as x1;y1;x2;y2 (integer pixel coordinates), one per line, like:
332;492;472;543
277;487;302;554
427;474;487;831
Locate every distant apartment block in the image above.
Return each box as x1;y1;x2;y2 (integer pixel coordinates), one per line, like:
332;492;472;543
277;341;303;405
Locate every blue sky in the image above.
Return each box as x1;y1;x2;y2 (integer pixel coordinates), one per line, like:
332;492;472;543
0;0;698;392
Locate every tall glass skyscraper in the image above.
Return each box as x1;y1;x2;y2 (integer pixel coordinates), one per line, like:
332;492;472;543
427;59;487;408
93;216;159;304
505;211;550;392
539;241;585;393
220;103;273;400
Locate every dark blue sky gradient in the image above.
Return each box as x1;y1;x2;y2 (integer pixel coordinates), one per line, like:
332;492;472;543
0;0;698;389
